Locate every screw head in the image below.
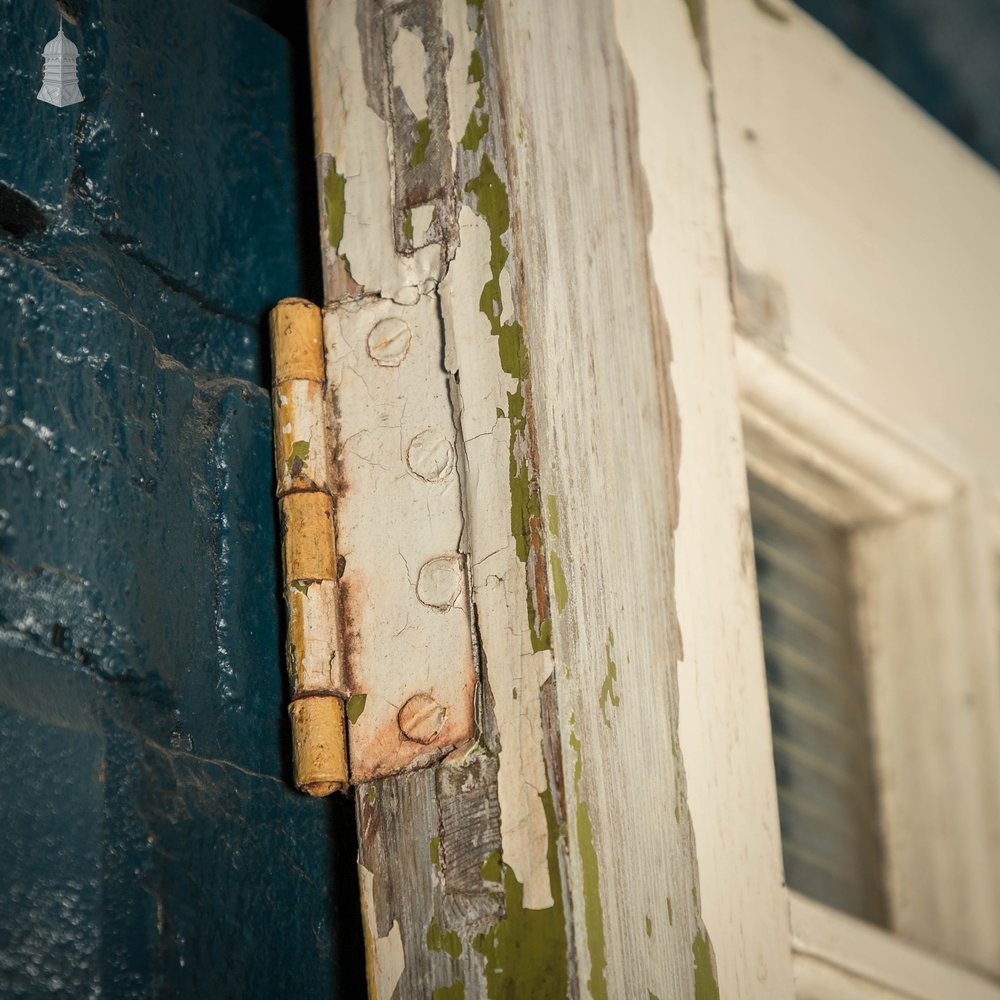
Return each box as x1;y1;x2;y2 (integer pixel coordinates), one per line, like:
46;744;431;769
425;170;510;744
416;555;464;611
398;693;446;744
366;317;412;367
406;428;456;482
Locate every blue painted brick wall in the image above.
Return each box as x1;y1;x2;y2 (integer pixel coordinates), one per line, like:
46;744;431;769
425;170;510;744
0;3;355;996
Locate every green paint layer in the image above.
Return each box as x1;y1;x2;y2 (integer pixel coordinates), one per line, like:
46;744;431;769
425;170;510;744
461;34;488;154
411;117;431;167
433;982;465;1000
346;694;367;724
287;439;309;479
465;152;550;653
468;48;484;86
427;918;463;960
550;553;568;614
324;159;346;249
324;159;352;277
472;788;569;999
290;581;311;596
461;111;489;153
569;716;608;1000
479;851;502;884
599;628;621;727
692;931;720;1000
546;495;559;537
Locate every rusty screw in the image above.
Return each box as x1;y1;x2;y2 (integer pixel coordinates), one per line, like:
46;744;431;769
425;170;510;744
398;693;446;744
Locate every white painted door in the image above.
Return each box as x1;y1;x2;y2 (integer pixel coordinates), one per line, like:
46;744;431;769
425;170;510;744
292;1;1000;996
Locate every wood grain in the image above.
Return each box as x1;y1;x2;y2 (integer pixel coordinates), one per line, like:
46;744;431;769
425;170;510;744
491;0;727;995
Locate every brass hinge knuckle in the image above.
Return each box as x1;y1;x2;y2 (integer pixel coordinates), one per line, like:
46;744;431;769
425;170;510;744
271;298;349;796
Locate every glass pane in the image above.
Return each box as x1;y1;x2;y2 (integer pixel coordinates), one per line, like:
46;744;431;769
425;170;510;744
748;475;887;925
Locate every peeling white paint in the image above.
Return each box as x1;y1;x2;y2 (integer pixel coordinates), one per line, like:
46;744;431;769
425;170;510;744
411;204;436;246
441;205;555;910
392;27;429;120
359;864;405;1000
442;0;480;158
311;1;439;300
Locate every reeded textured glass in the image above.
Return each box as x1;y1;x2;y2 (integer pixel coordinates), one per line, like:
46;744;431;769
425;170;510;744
749;475;887;925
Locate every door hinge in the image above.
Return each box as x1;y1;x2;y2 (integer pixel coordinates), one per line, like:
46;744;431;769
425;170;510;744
269;296;477;793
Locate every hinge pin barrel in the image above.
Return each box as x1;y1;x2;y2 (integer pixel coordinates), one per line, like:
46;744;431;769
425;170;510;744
270;298;348;796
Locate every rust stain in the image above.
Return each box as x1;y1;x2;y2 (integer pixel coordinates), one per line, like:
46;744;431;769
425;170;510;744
334;576;360;691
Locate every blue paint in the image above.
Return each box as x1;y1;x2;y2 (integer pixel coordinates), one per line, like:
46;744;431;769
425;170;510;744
0;0;306;382
0;1;357;995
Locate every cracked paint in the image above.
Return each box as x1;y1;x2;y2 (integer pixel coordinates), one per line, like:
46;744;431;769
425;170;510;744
434;0;566;923
464;153;550;654
358;864;405;1000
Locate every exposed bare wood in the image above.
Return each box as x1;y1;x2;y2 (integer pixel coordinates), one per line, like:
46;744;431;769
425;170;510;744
293;0;1000;994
